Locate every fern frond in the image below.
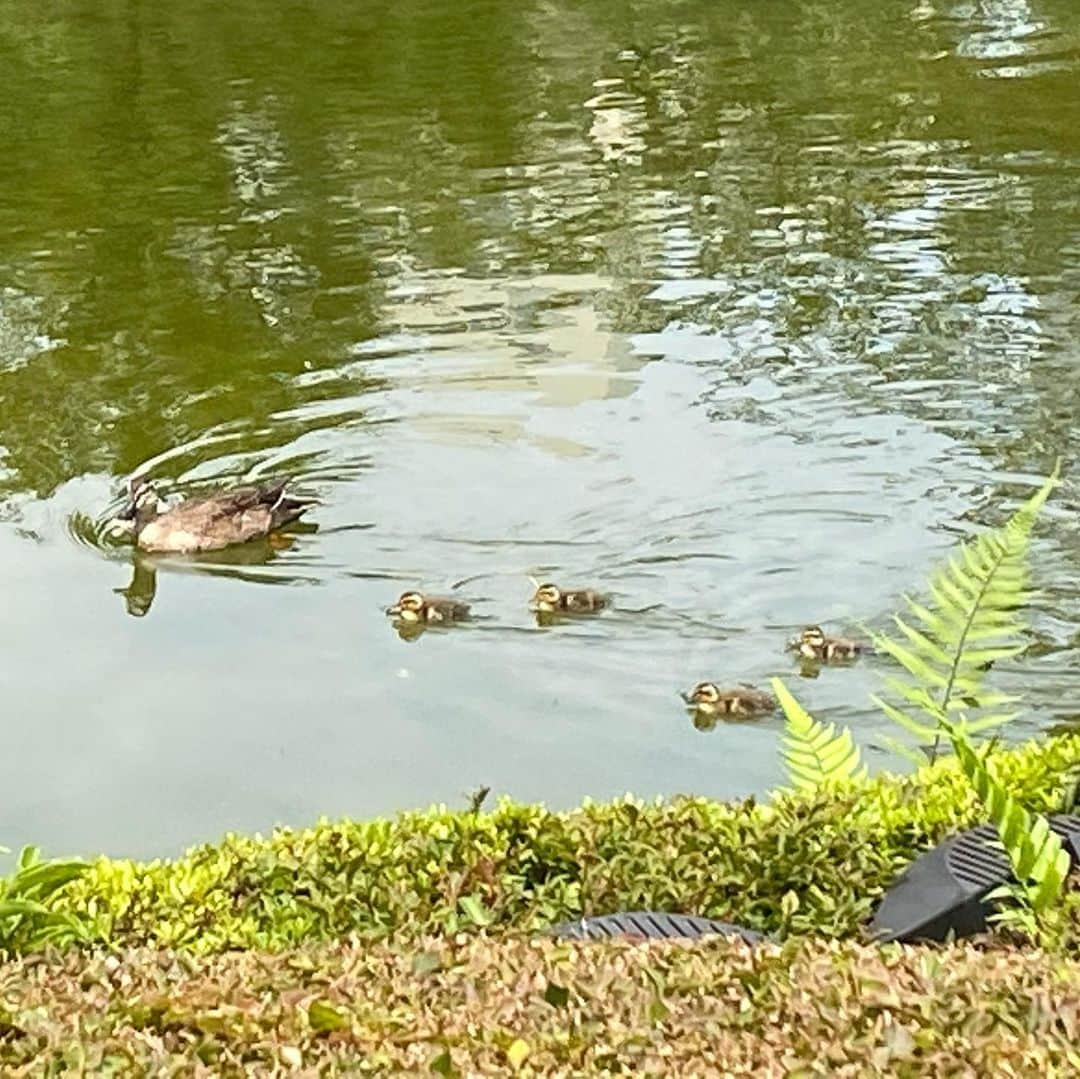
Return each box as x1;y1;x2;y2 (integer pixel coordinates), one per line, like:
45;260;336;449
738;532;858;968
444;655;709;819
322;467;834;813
874;733;930;768
1063;765;1080;814
956;712;1021;735
871;695;937;740
773;678;865;792
874;465;1059;757
948;725;1070;914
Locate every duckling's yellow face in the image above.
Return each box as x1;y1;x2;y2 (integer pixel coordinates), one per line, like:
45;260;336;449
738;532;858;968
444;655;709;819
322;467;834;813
530;583;562;612
801;625;826;649
685;682;721;707
387;591;426;621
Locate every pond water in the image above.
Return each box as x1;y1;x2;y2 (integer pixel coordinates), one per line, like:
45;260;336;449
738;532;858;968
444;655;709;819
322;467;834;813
1;0;1078;858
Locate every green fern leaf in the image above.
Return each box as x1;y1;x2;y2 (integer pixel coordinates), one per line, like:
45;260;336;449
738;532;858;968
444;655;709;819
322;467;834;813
957;713;1020;735
1031;848;1072;913
870;695;937;740
874;733;930;768
948;726;1068;914
1063;766;1080;814
891;616;953;666
873;466;1059;756
773;678;865;792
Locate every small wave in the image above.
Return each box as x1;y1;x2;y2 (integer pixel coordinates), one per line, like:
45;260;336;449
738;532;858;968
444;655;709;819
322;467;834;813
67;507;131;557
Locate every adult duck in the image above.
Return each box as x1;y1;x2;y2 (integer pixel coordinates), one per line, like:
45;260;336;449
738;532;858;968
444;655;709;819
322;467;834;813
110;475;314;554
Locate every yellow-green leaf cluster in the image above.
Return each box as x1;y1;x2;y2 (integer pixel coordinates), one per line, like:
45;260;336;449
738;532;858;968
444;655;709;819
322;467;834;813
32;733;1078;955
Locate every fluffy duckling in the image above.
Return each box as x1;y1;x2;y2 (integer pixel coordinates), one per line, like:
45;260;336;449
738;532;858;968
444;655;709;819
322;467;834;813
789;625;865;663
680;682;777;718
529;578;608;615
386;591;471;625
110;475;313;554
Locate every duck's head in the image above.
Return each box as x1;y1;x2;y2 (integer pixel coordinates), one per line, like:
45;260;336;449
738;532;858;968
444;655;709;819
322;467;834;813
529;578;562;612
108;475;160;537
799;625;826;649
387;590;425;621
681;681;721;708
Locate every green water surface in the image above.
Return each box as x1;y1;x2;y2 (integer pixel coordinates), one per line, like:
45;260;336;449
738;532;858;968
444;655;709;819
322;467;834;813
1;0;1078;856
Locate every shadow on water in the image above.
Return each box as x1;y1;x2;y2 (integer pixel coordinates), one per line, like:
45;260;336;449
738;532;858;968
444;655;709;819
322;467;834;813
113;526;321;618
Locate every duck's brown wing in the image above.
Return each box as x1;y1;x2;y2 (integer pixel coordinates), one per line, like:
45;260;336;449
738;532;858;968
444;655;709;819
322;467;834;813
414;597;469;622
824;637;862;660
202;481;313;522
433;598;471;620
734;686;776;711
144;482;309;552
269;492;314;531
565;589;607;611
201;482;288;518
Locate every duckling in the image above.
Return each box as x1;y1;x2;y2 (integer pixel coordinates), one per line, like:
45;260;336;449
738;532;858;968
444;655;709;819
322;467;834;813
385;591;471;625
789;625;865;663
680;682;777;718
109;475;314;554
528;578;608;615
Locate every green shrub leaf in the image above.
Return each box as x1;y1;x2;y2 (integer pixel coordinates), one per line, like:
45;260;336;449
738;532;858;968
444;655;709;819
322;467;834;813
506;1038;530;1070
307;999;348;1033
459;895;491;927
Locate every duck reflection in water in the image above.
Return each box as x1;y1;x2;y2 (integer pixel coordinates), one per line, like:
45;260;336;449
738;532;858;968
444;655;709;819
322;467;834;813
116;554;157;617
114;529;310;618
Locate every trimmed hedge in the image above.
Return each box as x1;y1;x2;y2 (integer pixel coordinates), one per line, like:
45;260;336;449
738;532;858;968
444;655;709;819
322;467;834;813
38;733;1079;954
1;931;1078;1074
